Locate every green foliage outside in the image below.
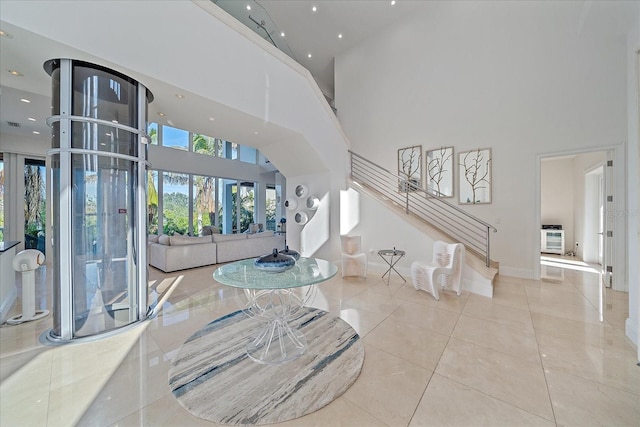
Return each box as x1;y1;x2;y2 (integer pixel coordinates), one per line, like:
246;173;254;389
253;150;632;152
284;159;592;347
163;192;190;235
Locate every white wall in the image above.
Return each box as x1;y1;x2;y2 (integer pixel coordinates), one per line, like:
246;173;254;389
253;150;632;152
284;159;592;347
335;1;629;279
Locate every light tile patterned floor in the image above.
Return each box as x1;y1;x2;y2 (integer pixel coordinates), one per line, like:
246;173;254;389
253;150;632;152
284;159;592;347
1;257;638;426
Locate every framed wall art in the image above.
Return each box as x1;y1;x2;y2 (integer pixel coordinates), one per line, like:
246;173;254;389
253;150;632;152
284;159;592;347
425;146;454;197
397;145;422;192
458;148;492;204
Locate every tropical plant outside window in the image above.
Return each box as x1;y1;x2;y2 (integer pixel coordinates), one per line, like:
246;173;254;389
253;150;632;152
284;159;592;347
147;122;158;145
193;174;216;235
24;159;46;254
193;133;223;157
148;170;158;234
266;186;276;230
162;172;189;235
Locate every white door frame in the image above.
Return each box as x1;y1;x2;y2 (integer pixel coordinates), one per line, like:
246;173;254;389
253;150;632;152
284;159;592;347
535;144;627;292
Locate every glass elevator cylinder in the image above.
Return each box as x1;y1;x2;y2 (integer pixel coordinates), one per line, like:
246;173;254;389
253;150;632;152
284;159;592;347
45;59;153;341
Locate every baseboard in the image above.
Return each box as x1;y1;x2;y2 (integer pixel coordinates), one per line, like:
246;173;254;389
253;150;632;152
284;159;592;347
0;287;17;324
497;266;535;279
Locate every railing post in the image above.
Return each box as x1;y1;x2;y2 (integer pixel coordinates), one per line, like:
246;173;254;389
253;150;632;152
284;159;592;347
485;227;490;267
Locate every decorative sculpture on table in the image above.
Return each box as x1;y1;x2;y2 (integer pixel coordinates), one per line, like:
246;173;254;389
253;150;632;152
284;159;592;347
398;145;422;192
458;148;492;204
426;146;454;197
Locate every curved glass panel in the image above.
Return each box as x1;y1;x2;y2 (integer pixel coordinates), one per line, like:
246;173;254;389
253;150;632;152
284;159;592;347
71;121;137;156
71;153;138;338
72;63;138;127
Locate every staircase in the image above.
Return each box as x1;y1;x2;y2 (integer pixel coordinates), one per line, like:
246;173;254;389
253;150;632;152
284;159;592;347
349;151;499;290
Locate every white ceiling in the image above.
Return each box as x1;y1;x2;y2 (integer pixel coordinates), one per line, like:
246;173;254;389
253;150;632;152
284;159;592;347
0;0;637;148
0;0;423;148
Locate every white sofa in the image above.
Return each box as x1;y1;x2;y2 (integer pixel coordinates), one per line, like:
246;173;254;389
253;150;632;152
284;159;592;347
148;231;285;273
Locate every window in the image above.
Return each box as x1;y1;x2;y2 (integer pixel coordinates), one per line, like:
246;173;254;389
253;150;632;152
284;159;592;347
193;134;222;157
162;125;188;151
162;171;189;235
239;182;255;233
240;145;257;164
266;186;276;231
193;174;216;235
24;159;46;254
148;170;158;234
223;141;238;160
147;122;158;145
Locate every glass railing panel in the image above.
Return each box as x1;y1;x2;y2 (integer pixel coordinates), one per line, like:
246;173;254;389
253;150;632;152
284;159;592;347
212;0;297;62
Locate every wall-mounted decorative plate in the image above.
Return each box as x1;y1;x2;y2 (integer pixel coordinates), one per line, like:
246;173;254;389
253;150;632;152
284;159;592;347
294;184;309;198
294;212;308;225
284;199;298;210
306;196;320;210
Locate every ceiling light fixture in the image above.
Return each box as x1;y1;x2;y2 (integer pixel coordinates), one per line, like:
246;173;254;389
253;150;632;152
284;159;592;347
157;112;165;117
33;131;40;135
176;94;185;99
312;6;317;12
280;32;285;37
209;117;215;121
246;4;251;10
391;0;396;5
8;70;23;76
307;53;312;58
20;98;30;103
28;117;36;122
0;30;12;39
338;33;343;39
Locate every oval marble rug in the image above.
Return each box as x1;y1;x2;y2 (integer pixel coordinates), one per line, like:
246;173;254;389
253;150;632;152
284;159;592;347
168;307;364;425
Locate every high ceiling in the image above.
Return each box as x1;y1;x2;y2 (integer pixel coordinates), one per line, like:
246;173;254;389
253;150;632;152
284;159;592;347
0;0;637;148
0;0;422;147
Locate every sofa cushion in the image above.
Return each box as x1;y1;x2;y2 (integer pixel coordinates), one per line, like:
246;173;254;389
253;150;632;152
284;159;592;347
148;234;159;243
247;230;274;239
158;234;171;245
212;233;248;243
170;235;212;246
202;225;220;235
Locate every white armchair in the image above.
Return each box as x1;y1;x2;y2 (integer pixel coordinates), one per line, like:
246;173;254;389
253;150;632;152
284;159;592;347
411;241;464;300
341;235;367;278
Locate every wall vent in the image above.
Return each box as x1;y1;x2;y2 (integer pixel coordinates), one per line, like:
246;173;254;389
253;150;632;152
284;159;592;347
7;121;20;127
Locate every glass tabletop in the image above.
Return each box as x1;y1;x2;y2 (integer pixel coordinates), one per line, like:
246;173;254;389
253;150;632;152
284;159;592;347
378;249;405;256
213;257;338;290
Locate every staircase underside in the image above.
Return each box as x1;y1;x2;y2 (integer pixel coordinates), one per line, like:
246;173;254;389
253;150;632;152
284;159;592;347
352;180;498;297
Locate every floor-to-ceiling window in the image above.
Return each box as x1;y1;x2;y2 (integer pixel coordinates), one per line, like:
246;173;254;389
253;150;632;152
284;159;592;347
239;182;255;233
147;170;159;235
24;158;46;254
266;185;276;231
193;174;216;235
162;171;189;235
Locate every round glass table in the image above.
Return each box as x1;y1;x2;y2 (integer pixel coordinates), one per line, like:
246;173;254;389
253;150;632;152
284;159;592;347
213;257;338;364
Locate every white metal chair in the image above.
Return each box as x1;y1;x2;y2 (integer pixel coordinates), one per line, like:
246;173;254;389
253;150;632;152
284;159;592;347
341;235;367;278
411;241;464;300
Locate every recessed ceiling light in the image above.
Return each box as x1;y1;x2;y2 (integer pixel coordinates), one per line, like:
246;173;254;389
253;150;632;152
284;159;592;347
157;112;165;116
176;94;185;99
0;30;12;39
307;53;312;58
280;32;285;37
209;117;215;121
28;117;36;122
33;131;40;135
20;98;30;103
338;33;343;39
254;131;259;135
312;5;317;12
246;4;251;10
8;70;23;76
390;1;396;5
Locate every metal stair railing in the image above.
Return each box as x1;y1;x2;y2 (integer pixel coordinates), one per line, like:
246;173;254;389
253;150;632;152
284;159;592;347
349;150;497;267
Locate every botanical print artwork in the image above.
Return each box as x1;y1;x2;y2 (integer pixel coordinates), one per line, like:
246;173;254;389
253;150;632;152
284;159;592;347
458;148;492;204
426;146;454;197
397;145;422;192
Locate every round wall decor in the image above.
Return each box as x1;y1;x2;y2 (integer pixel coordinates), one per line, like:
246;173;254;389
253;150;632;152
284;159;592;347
294;212;308;225
294;184;308;198
306;196;320;210
284;199;298;210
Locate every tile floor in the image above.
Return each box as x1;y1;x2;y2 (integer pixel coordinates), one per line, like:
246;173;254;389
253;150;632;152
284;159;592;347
1;257;639;426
